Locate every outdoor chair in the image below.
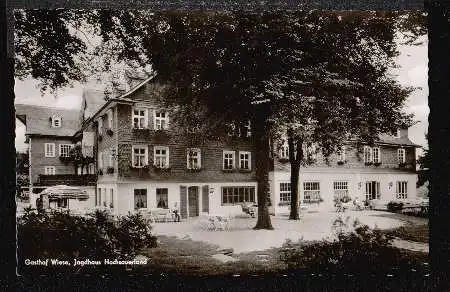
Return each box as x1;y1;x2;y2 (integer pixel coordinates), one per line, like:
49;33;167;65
240;203;257;218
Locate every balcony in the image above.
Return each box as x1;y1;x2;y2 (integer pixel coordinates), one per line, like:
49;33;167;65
37;174;97;186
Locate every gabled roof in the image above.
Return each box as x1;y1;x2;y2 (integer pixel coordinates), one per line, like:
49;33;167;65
81;89;108;121
15;104;80;137
377;133;421;147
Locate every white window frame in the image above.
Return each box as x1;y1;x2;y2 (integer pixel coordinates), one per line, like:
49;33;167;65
337;146;346;162
239;151;251;170
107;109;113;129
154;146;170;168
244;120;252;137
279;142;289;159
398;148;406;164
132;108;148;129
303;181;321;203
59;144;74;158
45;143;56;157
51;116;62;128
279;182;291;203
221;186;256;205
132;145;148;168
372;147;381;163
333;181;349;200
223;150;235;170
396;181;408;199
44;166;56;175
364;146;372;163
186;148;201;170
154;110;169;130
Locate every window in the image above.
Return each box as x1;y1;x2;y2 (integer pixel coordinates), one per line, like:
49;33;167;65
244;120;251;137
398;148;406;164
98;117;103;134
109;189;114;208
154;110;169;130
56;198;68;208
279;142;289;159
303;182;320;203
364;146;372;163
372;147;381;163
132;145;148;168
187;148;201;169
223;151;235;170
44;143;55;157
333;181;349;200
44;166;55;175
51;116;62;128
365;181;381;200
134;189;147;209
222;186;255;205
306;144;317;160
395;129;401;138
59;144;73;157
133;108;148;129
396;181;408;199
239;151;251;170
279;182;291;203
98;151;104;169
156;188;168;209
154;146;169;168
107;109;113;129
337;146;346;162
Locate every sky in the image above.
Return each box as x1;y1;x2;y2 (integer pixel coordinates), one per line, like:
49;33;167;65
14;34;429;156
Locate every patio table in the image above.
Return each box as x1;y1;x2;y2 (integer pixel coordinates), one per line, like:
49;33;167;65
205;214;232;231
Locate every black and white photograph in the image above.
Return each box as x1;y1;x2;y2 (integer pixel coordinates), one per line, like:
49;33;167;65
13;9;430;287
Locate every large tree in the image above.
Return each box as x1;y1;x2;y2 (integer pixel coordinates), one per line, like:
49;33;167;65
14;10;426;228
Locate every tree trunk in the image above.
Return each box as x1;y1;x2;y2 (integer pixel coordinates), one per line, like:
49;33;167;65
253;114;274;230
288;129;303;220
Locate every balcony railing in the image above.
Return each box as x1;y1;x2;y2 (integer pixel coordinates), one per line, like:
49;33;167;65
37;174;97;186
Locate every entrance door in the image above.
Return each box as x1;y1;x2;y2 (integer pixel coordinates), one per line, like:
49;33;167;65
188;186;199;217
202;185;209;213
180;186;187;219
365;181;380;200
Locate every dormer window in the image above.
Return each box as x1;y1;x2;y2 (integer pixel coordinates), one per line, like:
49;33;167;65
395;129;401;138
51;116;62;128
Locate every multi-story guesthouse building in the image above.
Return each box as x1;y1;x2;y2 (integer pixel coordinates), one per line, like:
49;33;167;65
269;130;419;214
15;104;96;209
16;71;420;216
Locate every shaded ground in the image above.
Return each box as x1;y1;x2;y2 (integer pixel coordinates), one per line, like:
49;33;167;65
375;212;429;243
152;210;405;253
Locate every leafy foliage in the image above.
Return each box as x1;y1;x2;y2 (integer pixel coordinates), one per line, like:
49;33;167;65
281;217;428;276
17;208;157;275
387;201;405;212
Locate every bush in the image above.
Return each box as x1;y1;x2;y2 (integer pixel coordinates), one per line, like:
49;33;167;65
281;217;428;277
17;208;157;275
387;201;404;212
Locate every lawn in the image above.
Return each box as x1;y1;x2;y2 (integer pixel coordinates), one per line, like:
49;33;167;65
373;212;429;243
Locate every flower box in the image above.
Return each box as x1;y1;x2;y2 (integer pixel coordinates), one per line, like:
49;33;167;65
364;162;373;166
59;156;72;164
278;202;291;206
239;168;252;173
278;158;290;163
187;168;202;173
222;168;236;173
153;165;171;172
373;162;382;167
130;165;150;171
106;167;115;174
398;162;407;168
337;160;346;165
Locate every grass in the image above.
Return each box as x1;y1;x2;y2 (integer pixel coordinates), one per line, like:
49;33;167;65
141;235;287;276
373;212;429;243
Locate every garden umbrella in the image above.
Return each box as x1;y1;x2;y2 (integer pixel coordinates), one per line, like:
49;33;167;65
40;185;89;200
